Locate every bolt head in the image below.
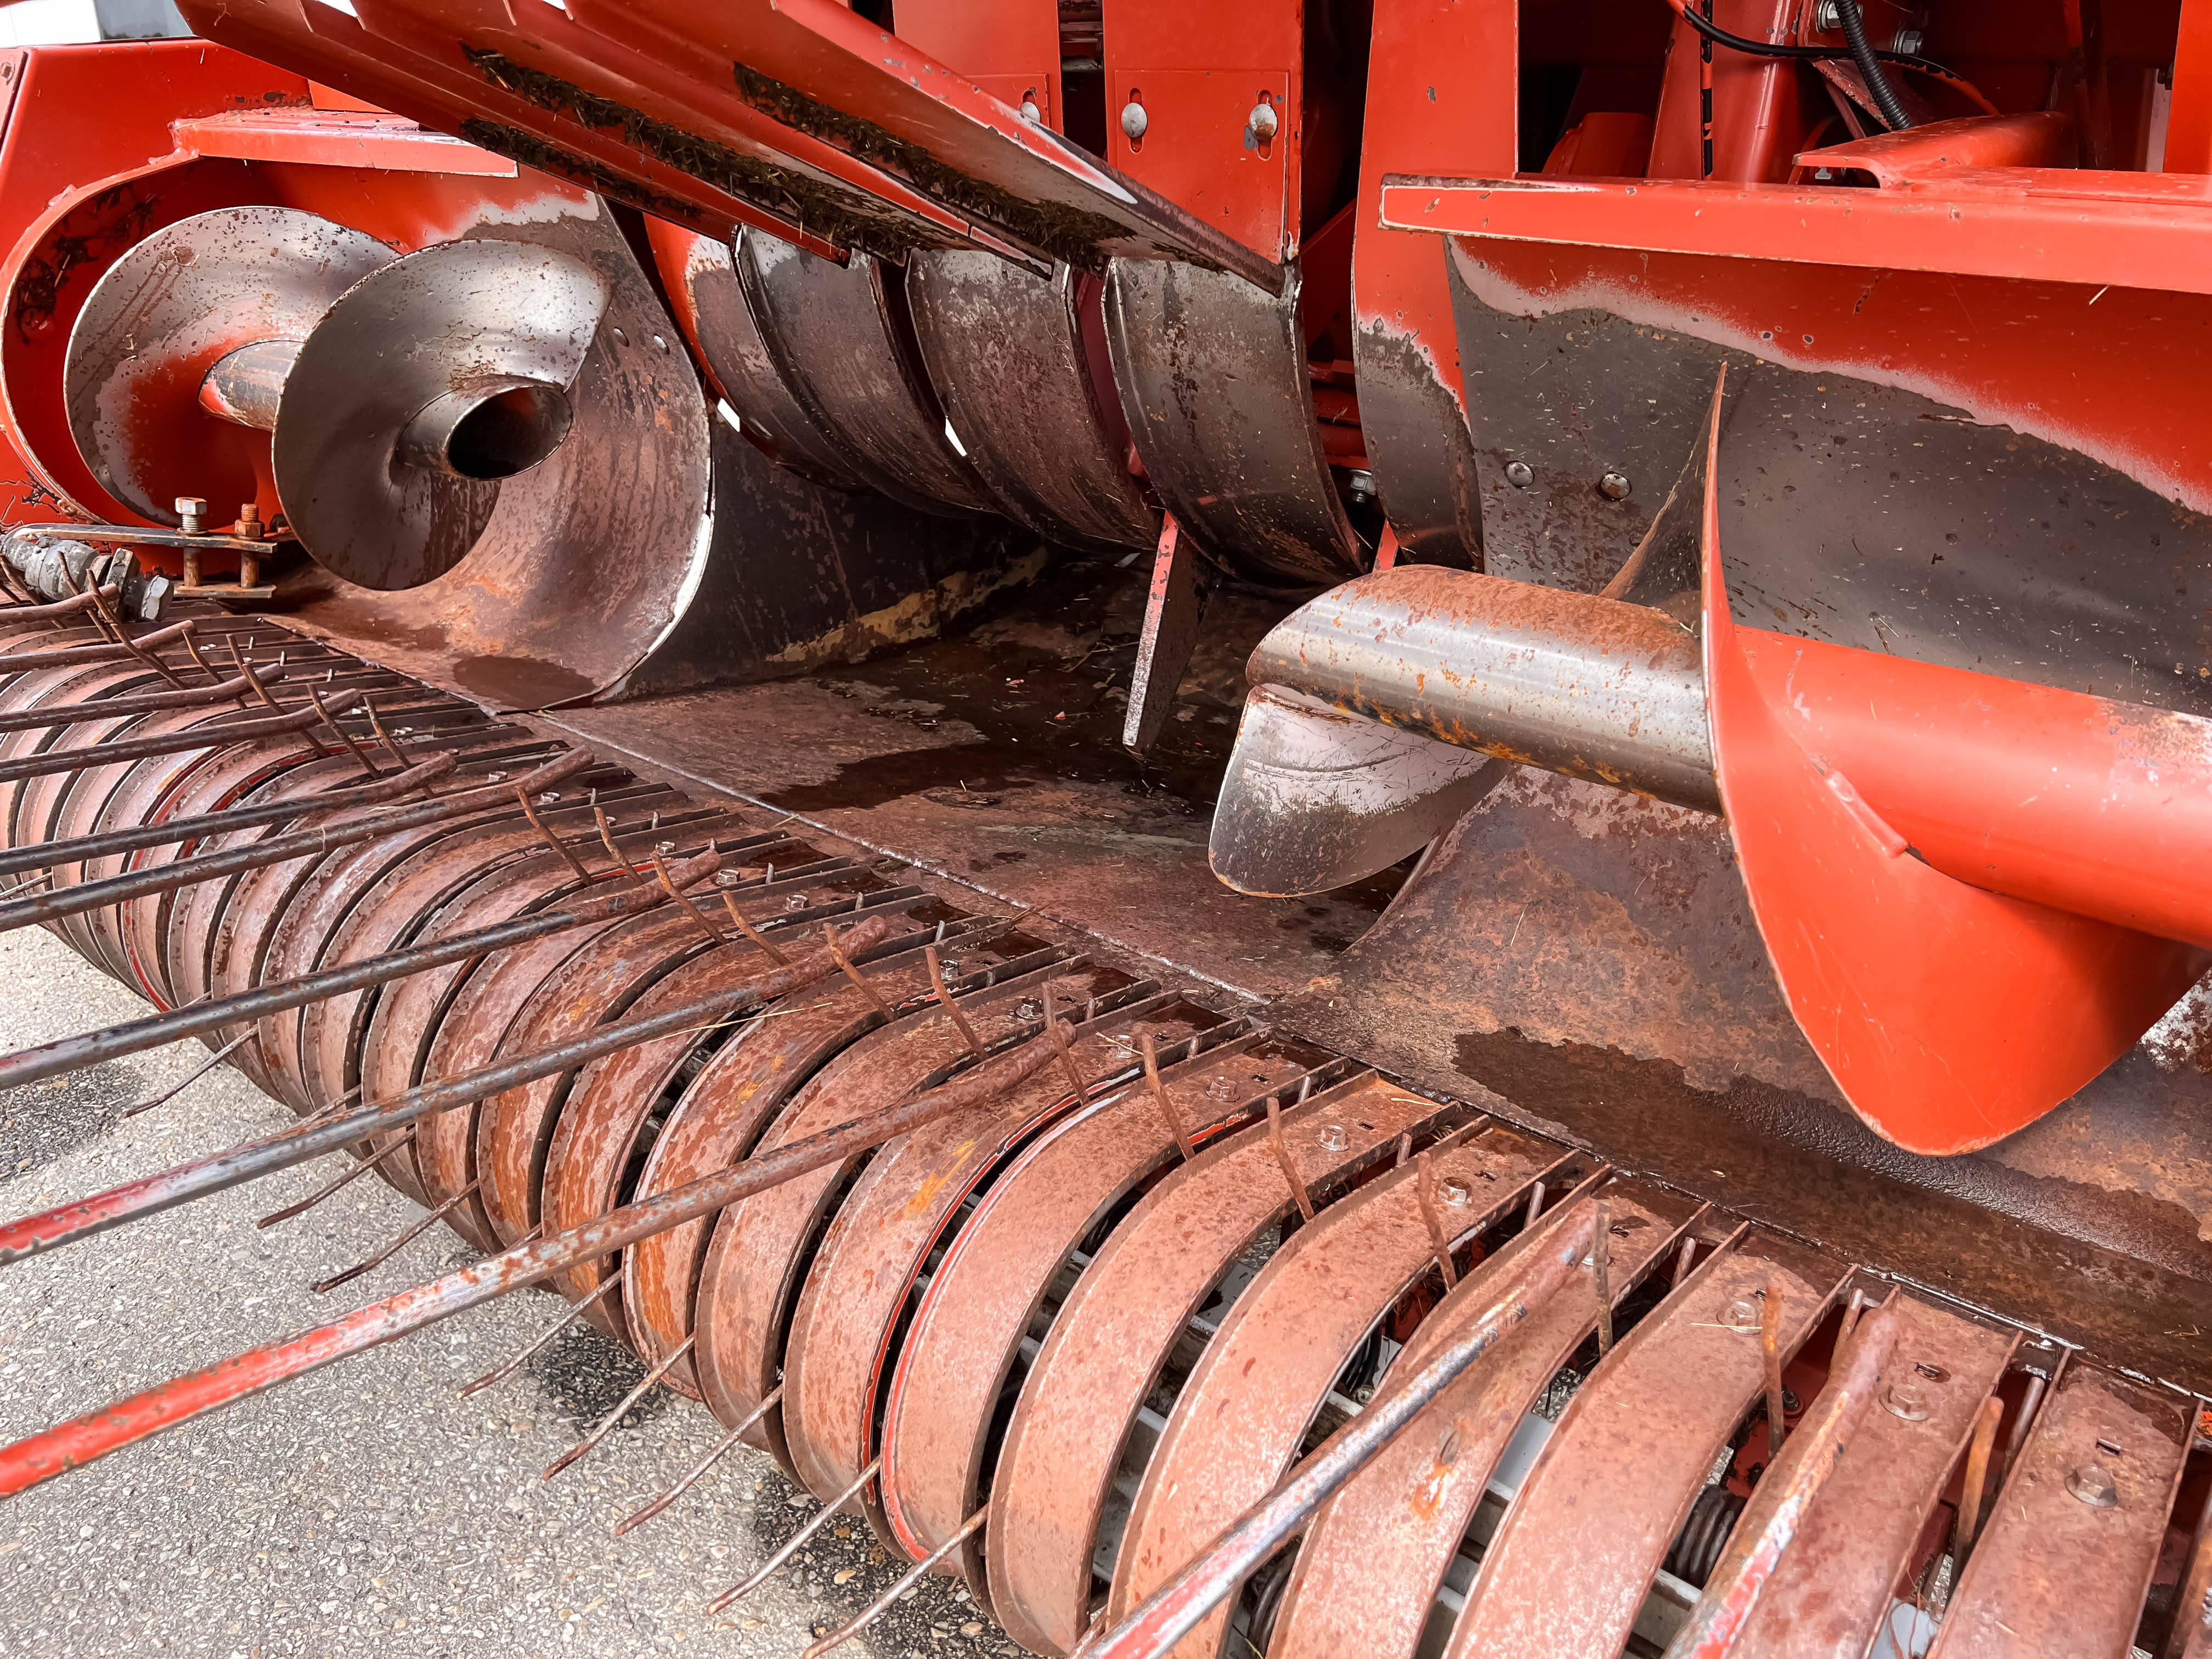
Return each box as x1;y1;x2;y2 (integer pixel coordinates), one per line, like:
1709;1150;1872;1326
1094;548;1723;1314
1247;100;1279;141
1504;461;1534;489
714;870;744;888
535;791;561;805
483;771;509;784
1120;100;1148;140
1882;1381;1931;1422
1438;1176;1472;1207
2066;1463;2120;1508
1892;27;1925;54
1814;0;1841;27
174;496;207;516
1723;1298;1760;1332
1018;98;1041;123
1599;471;1632;500
654;839;677;857
1346;469;1377;501
1318;1122;1348;1151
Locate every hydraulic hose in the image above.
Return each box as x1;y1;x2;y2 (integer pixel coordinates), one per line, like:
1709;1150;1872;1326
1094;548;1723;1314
1836;0;1915;129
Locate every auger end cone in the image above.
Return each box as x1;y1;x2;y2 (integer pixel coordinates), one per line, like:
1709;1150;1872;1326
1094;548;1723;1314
273;240;610;592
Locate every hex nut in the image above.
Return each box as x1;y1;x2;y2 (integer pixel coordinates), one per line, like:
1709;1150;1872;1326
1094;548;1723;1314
1438;1176;1473;1207
2066;1463;2120;1508
1882;1381;1931;1422
1318;1122;1348;1151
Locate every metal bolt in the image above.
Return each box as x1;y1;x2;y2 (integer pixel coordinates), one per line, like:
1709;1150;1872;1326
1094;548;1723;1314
1722;1298;1760;1332
714;870;745;889
1504;461;1534;489
393;726;413;738
537;791;561;805
1891;27;1924;54
1882;1381;1931;1422
1246;98;1279;143
1018;96;1041;123
1438;1176;1472;1207
1346;469;1377;502
784;894;808;911
174;496;208;535
1016;999;1042;1022
1120;98;1148;141
236;501;263;538
1318;1123;1348;1151
1599;471;1632;500
483;771;508;784
1814;0;1841;27
654;839;677;857
2066;1463;2120;1508
1205;1075;1236;1101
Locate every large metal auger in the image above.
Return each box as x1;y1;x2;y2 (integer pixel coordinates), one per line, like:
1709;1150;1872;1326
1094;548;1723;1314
0;589;2192;1659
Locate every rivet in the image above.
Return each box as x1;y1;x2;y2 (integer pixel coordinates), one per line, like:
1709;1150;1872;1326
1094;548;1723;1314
1598;471;1631;500
1120;99;1148;141
1505;461;1534;489
1018;97;1041;123
1246;98;1279;142
2066;1463;2119;1508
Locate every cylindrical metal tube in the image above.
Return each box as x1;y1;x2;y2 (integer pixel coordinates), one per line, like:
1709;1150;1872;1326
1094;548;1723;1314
198;339;302;431
1246;565;1719;812
1249;566;2212;950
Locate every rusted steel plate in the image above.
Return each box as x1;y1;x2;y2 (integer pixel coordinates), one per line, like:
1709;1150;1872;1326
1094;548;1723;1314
1107;1121;1575;1657
690;960;1136;1468
987;1073;1470;1657
1728;1293;2018;1657
259;779;673;1109
1270;1176;1700;1659
620;933;1065;1390
780;992;1215;1523
362;825;807;1248
127;722;526;1006
475;911;738;1249
289;785;689;1116
1441;1232;1849;1659
474;881;911;1246
1928;1364;2188;1659
880;1037;1345;1601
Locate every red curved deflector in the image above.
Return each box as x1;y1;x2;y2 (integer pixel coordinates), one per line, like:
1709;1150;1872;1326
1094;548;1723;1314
1695;366;2207;1155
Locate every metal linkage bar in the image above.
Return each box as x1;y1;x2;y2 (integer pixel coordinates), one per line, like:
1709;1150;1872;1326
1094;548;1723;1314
0;664;285;733
0;905;928;1262
0;691;363;789
0;619;197;675
0;981;1065;1496
1085;1207;1600;1659
0;754;458;880
0;749;588;935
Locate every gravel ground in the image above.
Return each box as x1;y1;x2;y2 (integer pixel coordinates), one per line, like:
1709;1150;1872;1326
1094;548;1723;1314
0;926;1022;1659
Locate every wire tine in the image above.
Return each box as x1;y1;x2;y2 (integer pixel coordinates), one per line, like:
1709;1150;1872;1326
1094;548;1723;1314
77;571;187;688
720;890;789;966
1266;1097;1317;1224
706;1457;881;1613
459;1272;625;1398
177;629;229;692
121;1031;254;1119
306;684;380;778
592;805;626;870
652;851;727;949
0;872;51;901
515;787;595;884
311;1180;478;1295
1592;1194;1614;1355
541;1335;697;1481
1762;1276;1788;1459
1141;1031;1193;1161
614;1384;783;1537
1414;1151;1458;1291
223;633;284;713
255;1128;416;1228
924;945;985;1057
801;1506;988;1658
1042;983;1090;1107
302;1085;365;1129
362;698;411;771
822;923;893;1020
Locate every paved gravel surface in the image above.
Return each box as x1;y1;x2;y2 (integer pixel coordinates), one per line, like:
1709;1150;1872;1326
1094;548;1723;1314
0;927;1023;1659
